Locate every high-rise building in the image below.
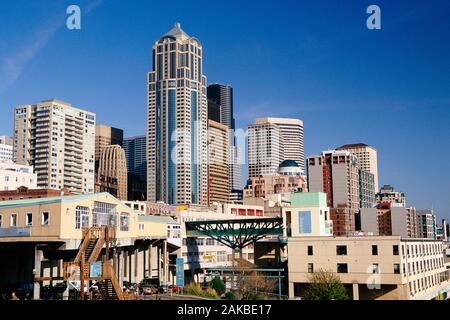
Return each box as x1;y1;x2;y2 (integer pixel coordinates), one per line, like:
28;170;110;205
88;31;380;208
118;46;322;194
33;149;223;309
247;122;283;178
95;145;128;200
207;99;221;124
416;210;437;239
123;135;147;201
376;185;406;207
147;23;208;204
256;117;304;171
359;169;376;208
336;143;379;192
0;136;13;162
207;84;242;192
229;145;242;190
95;124;123;162
308;150;360;214
207;84;235;131
207;120;229;204
13;99;95;193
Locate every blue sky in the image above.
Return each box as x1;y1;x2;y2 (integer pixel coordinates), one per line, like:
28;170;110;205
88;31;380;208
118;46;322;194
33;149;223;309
0;0;449;221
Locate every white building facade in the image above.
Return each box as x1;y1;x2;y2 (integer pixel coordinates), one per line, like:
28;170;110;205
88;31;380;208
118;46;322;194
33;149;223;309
0;161;37;191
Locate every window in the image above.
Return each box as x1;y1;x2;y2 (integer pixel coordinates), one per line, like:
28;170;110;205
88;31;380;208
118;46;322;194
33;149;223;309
10;214;17;227
308;263;314;273
0;214;2;227
393;264;400;274
336;245;347;255
372;264;379;274
307;246;313;256
372;245;378;255
392;245;400;256
75;206;89;229
26;213;33;226
41;212;49;225
337;263;348;273
298;211;312;234
120;213;129;231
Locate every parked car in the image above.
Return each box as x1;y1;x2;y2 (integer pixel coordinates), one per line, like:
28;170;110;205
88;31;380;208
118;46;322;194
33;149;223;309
168;285;181;294
139;279;158;295
158;284;169;294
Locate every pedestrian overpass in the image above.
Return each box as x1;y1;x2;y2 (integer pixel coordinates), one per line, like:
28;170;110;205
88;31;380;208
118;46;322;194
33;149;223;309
185;217;284;250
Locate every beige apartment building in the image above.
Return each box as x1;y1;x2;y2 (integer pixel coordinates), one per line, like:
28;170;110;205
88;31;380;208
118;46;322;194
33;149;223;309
95;145;128;200
13;99;96;193
288;236;450;300
337;143;379;192
207;120;229;204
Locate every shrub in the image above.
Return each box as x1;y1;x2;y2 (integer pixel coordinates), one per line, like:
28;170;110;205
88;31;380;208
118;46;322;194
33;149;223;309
203;288;220;299
225;291;237;300
210;277;226;296
183;283;203;296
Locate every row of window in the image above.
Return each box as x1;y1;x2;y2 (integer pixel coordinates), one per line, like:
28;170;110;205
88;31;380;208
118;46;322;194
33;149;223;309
306;263;400;274
0;212;49;227
306;244;401;256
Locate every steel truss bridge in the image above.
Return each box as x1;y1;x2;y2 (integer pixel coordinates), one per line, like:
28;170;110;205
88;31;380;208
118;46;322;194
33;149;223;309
185;217;284;250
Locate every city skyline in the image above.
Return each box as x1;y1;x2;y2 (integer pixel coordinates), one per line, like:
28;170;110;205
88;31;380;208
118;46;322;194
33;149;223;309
0;0;449;220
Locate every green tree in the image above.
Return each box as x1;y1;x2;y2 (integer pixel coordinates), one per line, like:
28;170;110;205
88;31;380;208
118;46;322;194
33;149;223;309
210;277;226;296
302;269;349;300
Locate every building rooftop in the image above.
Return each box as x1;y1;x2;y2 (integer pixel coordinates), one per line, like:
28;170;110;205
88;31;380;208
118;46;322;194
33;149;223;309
279;160;299;168
0;192;116;209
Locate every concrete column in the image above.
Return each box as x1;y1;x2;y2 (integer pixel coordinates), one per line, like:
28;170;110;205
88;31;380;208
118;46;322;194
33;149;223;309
163;240;168;285
288;282;294;298
33;246;43;300
158;245;162;285
148;243;152;278
134;247;138;281
352;283;359;300
118;250;124;286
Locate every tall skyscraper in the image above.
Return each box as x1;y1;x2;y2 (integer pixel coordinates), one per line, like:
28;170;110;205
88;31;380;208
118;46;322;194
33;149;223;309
123;135;147;200
256;117;305;171
207;84;241;191
247;122;283;178
95;124;123;162
95;145;128;200
207;84;235;131
336;143;379;192
13;99;95;193
147;23;208;205
207;120;229;204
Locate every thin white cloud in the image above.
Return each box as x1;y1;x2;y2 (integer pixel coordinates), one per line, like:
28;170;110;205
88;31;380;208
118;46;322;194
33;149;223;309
0;0;103;94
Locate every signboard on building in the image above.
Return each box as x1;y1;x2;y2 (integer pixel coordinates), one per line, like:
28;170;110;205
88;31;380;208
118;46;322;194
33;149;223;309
90;261;102;279
176;258;184;287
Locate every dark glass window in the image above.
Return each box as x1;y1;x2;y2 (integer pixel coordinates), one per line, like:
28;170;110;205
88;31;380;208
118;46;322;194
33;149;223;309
336;245;347;255
372;245;378;255
307;246;313;256
337;264;348;273
393;245;399;256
